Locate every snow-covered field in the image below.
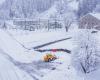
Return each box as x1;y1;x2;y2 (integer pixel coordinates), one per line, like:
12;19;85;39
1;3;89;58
0;28;80;80
0;27;100;80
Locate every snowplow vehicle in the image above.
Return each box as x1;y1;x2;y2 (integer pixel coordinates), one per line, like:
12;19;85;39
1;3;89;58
43;54;57;62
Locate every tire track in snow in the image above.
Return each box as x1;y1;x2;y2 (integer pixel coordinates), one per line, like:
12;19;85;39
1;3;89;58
0;49;40;80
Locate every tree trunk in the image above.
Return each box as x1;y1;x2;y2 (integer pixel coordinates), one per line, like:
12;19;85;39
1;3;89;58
65;26;68;32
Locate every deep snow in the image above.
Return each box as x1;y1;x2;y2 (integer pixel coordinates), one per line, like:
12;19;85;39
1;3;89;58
0;28;100;80
0;28;80;80
0;50;33;80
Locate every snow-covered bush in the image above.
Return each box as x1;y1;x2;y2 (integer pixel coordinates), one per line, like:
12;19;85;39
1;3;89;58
78;0;97;17
72;30;99;74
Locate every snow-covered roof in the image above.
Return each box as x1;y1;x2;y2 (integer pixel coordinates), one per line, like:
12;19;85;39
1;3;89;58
90;13;100;20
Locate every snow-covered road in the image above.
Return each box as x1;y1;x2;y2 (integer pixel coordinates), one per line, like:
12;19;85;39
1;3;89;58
0;50;33;80
0;30;34;63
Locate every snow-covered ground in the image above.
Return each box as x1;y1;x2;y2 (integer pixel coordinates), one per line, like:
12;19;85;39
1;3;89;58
7;29;71;49
0;50;33;80
40;52;82;80
0;0;99;80
0;30;34;63
0;27;100;80
0;27;80;80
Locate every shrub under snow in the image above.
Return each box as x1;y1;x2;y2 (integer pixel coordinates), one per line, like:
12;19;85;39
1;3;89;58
72;30;100;74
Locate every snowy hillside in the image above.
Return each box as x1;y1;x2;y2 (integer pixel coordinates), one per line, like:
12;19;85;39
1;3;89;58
38;4;57;19
39;0;78;19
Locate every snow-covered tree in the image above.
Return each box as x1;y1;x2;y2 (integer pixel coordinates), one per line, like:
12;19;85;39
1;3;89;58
94;4;100;12
0;0;56;19
35;0;54;12
2;22;7;29
72;30;99;74
78;0;97;17
63;11;75;32
55;0;76;32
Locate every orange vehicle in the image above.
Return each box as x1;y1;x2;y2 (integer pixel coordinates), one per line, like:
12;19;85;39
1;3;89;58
43;53;57;62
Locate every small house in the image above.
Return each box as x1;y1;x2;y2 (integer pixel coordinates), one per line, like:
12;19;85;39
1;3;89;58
79;13;100;30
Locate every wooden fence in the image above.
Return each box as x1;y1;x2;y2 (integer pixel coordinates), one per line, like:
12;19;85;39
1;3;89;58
13;19;64;31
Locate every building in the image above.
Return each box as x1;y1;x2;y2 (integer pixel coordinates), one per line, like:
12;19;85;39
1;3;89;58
79;13;100;30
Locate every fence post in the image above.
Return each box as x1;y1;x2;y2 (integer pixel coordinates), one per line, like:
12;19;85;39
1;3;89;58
54;18;57;30
39;18;41;29
48;20;50;31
